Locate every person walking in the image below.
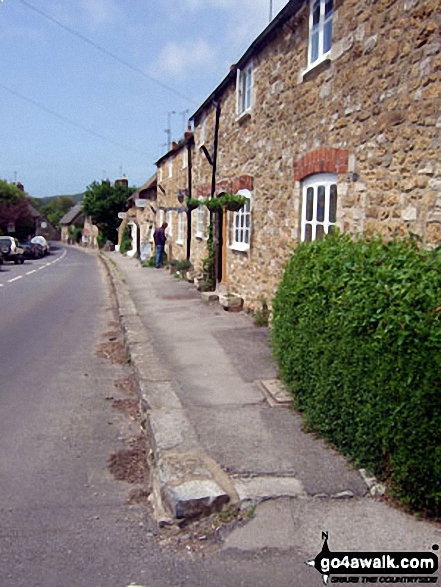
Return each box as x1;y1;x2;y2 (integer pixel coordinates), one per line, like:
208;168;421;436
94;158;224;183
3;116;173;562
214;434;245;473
153;222;168;268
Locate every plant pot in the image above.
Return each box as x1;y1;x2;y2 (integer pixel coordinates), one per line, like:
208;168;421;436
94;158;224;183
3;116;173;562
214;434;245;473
219;293;244;311
225;201;244;212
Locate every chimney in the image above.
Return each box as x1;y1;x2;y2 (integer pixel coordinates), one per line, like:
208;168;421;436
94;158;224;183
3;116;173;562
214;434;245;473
115;176;128;188
184;125;193;144
13;182;24;192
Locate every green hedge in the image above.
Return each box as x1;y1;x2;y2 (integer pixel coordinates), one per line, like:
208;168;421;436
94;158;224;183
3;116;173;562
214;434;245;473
119;223;132;255
272;233;441;518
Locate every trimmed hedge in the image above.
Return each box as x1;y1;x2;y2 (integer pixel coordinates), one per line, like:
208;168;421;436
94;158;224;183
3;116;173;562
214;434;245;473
272;233;441;518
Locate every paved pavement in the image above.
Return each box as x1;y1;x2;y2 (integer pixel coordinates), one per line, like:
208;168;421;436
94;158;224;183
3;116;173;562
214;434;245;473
101;251;441;555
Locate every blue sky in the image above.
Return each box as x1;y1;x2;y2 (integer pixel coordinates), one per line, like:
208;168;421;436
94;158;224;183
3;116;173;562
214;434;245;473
0;0;290;198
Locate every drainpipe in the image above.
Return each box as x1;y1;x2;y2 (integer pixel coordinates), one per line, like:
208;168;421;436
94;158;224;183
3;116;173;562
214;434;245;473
186;130;193;261
210;99;221;285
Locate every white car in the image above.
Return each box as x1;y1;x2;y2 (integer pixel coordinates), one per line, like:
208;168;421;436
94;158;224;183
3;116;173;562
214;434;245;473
0;236;25;264
30;236;50;255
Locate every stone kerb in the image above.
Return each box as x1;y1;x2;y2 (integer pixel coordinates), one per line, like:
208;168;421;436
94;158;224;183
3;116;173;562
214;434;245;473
99;252;235;523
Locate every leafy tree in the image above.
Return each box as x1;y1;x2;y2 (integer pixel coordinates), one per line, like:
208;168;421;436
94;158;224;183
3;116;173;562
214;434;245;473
38;196;76;229
82;180;135;244
0;180;33;236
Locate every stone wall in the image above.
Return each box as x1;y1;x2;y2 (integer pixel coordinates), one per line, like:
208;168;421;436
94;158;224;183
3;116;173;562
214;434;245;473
190;0;440;310
156;143;189;262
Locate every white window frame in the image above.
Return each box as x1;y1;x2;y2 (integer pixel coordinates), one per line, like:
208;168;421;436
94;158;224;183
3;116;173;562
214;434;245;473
166;210;173;236
301;173;337;242
230;189;252;252
236;61;253;118
182;146;187;169
158;165;163;182
159;209;164;226
177;211;184;244
196;196;206;238
168;156;173;178
308;0;334;67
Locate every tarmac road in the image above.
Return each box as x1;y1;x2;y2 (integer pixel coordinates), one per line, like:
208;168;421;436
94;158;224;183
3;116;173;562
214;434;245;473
0;245;312;587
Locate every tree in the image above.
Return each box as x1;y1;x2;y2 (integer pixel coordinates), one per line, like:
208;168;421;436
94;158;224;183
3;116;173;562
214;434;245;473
37;196;76;229
0;180;33;236
82;180;135;244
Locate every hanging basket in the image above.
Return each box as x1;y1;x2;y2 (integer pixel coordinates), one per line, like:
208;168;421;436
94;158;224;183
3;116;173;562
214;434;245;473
225;201;245;212
221;193;247;212
186;198;201;211
205;198;224;213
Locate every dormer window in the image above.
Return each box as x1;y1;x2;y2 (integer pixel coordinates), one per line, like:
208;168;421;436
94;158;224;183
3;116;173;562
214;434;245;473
236;61;253;117
309;0;333;66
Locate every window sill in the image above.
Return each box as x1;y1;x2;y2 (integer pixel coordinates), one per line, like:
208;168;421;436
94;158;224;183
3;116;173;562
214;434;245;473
229;243;250;253
195;232;205;240
235;109;252;124
299;53;331;83
176;240;184;246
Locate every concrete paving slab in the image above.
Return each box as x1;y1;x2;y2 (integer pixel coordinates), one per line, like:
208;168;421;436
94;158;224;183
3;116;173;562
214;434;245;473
232;476;306;508
148;410;200;453
224;498;441;554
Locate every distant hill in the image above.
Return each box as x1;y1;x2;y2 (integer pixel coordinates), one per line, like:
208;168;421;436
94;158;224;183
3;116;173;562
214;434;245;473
36;193;84;206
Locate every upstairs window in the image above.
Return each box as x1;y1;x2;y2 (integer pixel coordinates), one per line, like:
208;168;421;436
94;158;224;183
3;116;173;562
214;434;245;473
168;156;173;178
301;174;337;242
309;0;333;66
230;189;251;251
236;61;253;117
182;146;187;169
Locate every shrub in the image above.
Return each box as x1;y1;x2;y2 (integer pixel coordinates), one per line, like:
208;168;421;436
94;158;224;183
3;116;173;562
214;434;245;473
176;259;192;271
271;233;441;518
254;297;270;327
119;223;132;255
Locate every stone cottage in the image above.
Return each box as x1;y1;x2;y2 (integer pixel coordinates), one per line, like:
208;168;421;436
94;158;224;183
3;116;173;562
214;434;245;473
154;0;440;310
155;138;193;262
118;175;157;258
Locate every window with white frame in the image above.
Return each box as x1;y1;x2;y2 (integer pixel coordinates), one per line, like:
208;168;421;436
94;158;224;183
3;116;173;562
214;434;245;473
196;197;206;238
236;61;253;117
158;165;163;182
168;156;173;178
166;210;173;236
308;0;333;66
159;209;164;226
177;211;184;244
230;189;251;251
301;174;337;242
182;146;187;169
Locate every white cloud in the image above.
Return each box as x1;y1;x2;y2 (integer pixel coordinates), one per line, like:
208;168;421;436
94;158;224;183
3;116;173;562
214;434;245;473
156;38;217;79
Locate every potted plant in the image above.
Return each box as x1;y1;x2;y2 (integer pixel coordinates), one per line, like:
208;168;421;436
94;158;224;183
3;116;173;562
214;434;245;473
168;258;179;274
186;197;201;211
219;292;244;311
221;193;247;212
205;198;224;213
176;259;192;279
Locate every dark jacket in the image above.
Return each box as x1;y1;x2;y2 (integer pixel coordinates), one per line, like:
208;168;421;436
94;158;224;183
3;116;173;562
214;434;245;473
153;227;167;246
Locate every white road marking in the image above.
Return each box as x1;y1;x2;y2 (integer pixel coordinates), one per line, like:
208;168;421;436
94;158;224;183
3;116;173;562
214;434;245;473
0;248;68;288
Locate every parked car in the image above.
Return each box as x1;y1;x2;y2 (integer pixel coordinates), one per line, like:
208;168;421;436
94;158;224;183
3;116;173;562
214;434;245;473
20;242;44;260
30;235;49;255
0;236;25;264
